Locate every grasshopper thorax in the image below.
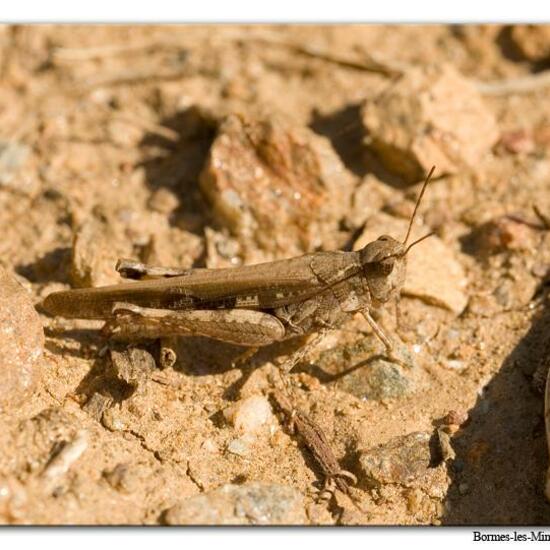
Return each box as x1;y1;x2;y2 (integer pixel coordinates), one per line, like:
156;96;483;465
359;235;407;305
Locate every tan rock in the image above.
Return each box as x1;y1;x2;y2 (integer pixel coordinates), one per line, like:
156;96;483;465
200;113;355;260
71;216;131;288
223;395;275;435
471;216;535;254
510;25;550;62
361;64;499;182
0;268;43;412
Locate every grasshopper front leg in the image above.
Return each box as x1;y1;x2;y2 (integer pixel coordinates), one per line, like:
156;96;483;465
361;310;413;368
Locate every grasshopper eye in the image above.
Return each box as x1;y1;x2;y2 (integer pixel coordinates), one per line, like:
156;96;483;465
366;259;394;277
379;260;394;276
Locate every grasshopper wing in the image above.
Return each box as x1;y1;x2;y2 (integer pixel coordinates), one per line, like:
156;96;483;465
43;252;359;319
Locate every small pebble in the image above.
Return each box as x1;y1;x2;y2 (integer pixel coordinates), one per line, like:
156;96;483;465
443;410;469;427
238;364;277;397
0;140;30;186
510;25;550;62
101;407;127;431
498;129;535;155
201;439;218;453
223;395;275;435
296;372;321;391
443;359;467;372
335;358;412;401
531;262;549;279
458;482;470;495
163;483;306;525
437;429;456;462
147;188;180;214
82;392;113;422
0;268;43;412
109;347;156;390
358;432;432;488
472;216;534;254
42;430;88;490
103;463;140;494
226;437;251;457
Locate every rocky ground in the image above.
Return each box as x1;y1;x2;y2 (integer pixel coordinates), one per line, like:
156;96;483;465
1;24;550;525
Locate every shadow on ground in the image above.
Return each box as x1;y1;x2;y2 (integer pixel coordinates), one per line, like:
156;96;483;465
310;103;418;189
16;247;72;284
138;106;217;239
442;293;550;524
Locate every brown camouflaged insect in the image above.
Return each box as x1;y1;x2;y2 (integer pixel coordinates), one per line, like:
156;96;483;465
43;167;435;371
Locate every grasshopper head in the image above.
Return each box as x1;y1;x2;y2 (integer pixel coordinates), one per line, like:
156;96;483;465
359;235;407;305
358;165;437;306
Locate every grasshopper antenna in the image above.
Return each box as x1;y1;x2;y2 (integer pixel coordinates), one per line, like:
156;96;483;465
403;231;435;255
402;165;435;247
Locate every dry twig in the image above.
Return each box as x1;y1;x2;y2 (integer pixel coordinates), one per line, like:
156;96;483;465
474;71;550;96
271;390;357;498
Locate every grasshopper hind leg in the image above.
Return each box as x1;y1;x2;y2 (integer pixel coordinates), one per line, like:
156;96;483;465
277;329;329;374
105;302;286;348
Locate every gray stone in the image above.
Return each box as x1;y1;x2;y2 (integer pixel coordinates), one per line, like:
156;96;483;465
359;431;433;488
163;482;306;525
335;359;412;401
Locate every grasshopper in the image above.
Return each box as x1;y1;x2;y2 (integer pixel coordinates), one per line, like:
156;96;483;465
43;167;435;371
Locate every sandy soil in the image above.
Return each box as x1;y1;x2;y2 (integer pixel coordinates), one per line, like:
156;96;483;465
1;24;550;525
